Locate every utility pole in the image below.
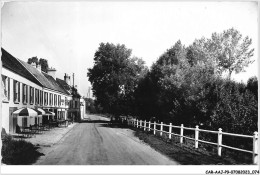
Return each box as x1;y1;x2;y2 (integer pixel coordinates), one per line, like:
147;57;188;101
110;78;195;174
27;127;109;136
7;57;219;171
72;73;75;87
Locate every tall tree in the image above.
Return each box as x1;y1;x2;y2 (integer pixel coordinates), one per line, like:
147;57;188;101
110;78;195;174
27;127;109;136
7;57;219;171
87;42;146;116
210;28;254;79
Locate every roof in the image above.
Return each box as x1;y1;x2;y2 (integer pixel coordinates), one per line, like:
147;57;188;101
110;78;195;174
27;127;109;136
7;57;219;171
56;78;81;98
56;78;71;95
2;48;72;96
1;48;41;86
19;59;69;95
42;72;70;95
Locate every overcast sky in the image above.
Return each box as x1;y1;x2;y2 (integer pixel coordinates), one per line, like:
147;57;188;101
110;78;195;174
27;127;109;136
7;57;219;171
1;1;258;97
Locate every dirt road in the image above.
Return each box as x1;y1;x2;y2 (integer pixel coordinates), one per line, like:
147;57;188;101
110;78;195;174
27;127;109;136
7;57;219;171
35;115;179;165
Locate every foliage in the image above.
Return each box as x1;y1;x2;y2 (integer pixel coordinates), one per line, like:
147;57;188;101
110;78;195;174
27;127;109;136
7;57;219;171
209;28;254;78
27;57;49;73
88;28;257;136
246;76;258;98
200;78;258;135
85;98;98;113
87;42;147;116
39;58;49;73
1;135;43;165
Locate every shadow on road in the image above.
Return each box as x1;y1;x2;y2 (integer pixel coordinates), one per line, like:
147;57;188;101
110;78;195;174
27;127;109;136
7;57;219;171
80;120;110;124
98;123;129;129
80;118;129;129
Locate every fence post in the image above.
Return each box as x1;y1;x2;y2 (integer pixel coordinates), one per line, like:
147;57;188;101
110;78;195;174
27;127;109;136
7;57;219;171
218;128;222;156
148;121;151;131
137;120;139;128
195;125;199;148
144;120;146;131
253;131;258;164
160;122;163;136
134;119;136;127
140;120;142;129
169;123;172;139
153;121;156;135
180;124;184;144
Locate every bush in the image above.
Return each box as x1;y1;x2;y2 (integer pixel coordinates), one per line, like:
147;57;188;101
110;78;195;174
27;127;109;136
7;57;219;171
1;135;43;165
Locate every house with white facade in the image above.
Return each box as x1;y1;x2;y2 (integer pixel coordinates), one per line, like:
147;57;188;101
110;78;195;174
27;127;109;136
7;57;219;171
1;48;43;134
1;48;78;134
19;61;71;122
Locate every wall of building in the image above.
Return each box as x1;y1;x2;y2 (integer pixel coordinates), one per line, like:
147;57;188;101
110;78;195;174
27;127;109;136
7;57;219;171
80;98;85;120
2;68;42;133
42;88;71;121
2;66;83;134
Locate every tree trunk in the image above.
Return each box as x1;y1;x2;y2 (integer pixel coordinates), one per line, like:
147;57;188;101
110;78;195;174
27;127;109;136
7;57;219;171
227;70;232;80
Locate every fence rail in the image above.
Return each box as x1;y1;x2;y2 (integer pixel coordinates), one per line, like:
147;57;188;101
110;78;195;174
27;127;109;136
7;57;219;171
126;118;258;165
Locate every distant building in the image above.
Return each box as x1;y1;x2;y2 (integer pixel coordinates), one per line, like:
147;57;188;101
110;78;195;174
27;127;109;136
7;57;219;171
56;76;86;121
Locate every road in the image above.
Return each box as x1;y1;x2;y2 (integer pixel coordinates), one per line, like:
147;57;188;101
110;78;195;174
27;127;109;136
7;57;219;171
35;115;179;165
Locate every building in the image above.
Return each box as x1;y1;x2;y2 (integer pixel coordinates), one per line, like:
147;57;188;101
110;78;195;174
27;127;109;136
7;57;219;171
1;48;43;134
1;48;84;134
19;60;71;122
56;75;84;122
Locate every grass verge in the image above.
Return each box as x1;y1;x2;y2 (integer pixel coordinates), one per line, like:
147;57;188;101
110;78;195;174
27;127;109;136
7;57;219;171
1;135;44;165
132;127;252;165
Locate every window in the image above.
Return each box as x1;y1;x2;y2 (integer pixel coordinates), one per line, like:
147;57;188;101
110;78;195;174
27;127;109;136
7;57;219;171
13;80;20;103
49;93;53;105
65;97;68;106
35;89;39;105
30;87;34;104
2;75;10;101
41;91;43;105
54;94;57;106
44;92;48;106
70;100;73;108
58;95;61;106
22;84;28;104
49;93;51;105
39;90;43;105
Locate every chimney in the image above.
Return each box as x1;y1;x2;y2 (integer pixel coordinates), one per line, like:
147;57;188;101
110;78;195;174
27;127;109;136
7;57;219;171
64;73;71;85
31;62;37;68
47;67;57;79
36;64;42;72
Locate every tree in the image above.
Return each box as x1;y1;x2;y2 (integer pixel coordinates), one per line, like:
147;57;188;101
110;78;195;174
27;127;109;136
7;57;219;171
246;76;258;98
27;57;49;73
87;42;147;116
39;58;49;73
27;56;39;65
210;28;254;79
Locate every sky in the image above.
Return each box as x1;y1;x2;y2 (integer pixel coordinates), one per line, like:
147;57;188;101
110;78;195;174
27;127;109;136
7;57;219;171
1;1;258;97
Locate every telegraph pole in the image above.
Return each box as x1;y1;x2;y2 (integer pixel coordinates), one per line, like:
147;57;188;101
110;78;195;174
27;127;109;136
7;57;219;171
72;73;75;87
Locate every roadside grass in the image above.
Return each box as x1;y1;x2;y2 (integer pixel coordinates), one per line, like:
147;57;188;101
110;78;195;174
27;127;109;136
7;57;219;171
131;127;252;165
1;135;44;165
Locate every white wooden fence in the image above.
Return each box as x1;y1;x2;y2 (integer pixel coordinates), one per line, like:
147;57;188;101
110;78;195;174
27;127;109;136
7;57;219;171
126;119;258;164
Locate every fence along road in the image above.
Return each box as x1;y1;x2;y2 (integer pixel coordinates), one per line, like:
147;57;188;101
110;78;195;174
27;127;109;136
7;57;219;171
127;119;258;164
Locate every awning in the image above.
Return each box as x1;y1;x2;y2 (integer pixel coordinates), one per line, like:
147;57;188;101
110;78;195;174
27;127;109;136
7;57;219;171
43;110;55;116
13;107;38;117
35;108;46;115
